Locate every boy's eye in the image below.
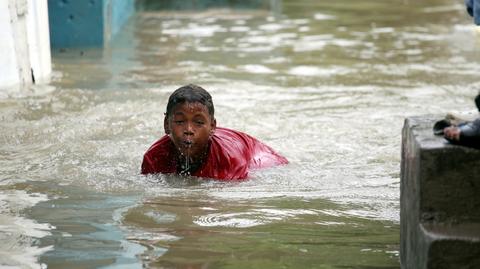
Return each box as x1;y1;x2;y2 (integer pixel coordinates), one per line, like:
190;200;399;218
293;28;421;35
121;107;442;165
174;120;184;124
195;120;205;125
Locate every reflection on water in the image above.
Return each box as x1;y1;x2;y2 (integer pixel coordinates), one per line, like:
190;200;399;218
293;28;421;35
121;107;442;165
123;195;398;268
1;0;479;268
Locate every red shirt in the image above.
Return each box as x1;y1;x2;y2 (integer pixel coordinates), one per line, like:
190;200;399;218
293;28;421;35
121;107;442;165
141;127;288;180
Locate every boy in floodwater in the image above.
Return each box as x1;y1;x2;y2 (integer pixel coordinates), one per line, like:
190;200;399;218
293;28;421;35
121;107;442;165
141;84;288;180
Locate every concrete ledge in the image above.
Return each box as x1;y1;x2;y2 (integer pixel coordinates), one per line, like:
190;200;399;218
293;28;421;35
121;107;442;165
422;223;480;268
400;116;480;269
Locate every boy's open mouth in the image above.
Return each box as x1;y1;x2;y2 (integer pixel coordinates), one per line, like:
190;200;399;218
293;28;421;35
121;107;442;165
183;140;193;148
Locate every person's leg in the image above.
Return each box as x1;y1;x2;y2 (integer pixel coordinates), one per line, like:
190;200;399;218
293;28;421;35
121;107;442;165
474;0;480;25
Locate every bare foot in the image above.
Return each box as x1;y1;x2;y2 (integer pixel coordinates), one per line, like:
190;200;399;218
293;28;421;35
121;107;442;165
444;126;461;141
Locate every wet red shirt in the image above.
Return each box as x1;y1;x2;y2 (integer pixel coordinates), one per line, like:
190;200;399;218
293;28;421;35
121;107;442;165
141;127;288;180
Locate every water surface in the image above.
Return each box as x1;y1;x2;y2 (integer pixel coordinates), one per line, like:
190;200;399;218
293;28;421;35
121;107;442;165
1;0;480;268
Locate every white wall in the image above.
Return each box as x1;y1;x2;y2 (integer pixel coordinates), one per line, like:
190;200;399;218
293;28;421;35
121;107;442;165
0;1;21;89
27;0;51;83
0;0;51;91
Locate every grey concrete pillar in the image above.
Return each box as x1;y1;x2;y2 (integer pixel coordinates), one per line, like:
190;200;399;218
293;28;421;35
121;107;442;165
401;116;480;269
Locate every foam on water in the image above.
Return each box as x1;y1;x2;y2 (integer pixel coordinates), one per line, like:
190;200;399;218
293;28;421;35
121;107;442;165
313;13;336;20
240;64;277;74
287;66;351;76
162;24;227;37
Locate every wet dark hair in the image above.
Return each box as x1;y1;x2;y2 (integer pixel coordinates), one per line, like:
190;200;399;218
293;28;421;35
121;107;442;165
165;84;215;118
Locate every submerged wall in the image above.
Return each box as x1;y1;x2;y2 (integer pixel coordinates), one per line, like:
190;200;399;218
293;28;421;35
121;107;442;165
48;0;135;48
0;0;51;91
400;116;480;268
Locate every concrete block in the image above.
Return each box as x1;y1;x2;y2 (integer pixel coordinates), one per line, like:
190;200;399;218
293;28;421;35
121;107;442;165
48;0;135;48
400;116;480;269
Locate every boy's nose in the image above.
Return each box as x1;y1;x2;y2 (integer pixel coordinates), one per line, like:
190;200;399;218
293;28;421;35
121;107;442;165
184;122;194;135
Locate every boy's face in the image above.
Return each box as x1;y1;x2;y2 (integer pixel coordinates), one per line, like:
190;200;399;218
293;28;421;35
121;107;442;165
165;101;216;160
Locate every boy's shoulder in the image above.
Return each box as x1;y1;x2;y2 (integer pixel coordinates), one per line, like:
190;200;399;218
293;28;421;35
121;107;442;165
210;127;258;153
202;126;287;179
193;127;253;179
212;127;288;169
142;135;176;175
145;135;173;155
213;126;251;138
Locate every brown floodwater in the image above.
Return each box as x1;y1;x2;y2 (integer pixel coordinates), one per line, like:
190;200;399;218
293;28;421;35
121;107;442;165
1;0;479;268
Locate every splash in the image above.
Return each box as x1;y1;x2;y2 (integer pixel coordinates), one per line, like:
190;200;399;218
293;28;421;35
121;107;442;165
181;153;191;175
179;150;192;176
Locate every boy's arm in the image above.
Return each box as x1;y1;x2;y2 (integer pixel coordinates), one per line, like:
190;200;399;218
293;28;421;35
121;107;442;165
141;154;154;174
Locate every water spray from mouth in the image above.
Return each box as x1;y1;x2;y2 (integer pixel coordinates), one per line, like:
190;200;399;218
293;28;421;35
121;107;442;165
179;141;193;175
181;154;191;175
178;151;191;175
